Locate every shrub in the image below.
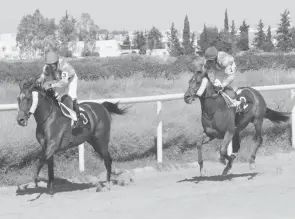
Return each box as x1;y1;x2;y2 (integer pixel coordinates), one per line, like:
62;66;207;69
1;54;295;83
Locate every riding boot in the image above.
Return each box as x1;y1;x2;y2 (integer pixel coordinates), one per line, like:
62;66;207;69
73;99;81;128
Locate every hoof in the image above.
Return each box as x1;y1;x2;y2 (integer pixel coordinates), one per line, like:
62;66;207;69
106;182;111;190
48;190;54;196
96;186;102;192
249;162;256;170
219;157;227;166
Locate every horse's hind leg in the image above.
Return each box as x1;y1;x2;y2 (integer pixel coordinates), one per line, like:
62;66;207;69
249;118;263;170
88;138;112;191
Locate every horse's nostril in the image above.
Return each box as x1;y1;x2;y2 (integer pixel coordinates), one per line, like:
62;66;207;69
18;118;25;124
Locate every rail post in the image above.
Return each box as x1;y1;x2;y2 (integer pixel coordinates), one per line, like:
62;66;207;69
157;101;163;163
290;90;295;149
79;144;85;172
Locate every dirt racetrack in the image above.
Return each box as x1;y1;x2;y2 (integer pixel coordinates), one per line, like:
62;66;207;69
1;152;295;219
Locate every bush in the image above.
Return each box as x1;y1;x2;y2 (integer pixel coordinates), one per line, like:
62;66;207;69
1;53;295;83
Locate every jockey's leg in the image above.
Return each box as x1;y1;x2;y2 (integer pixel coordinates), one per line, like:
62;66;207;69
223;86;243;108
224;86;236;99
68;74;81;126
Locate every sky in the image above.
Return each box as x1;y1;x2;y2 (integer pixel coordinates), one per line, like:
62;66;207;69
0;0;294;34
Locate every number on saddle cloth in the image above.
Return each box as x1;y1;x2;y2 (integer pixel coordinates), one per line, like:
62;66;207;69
59;103;89;126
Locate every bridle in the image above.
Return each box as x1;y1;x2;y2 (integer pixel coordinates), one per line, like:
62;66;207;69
19;87;55;125
190;72;220;100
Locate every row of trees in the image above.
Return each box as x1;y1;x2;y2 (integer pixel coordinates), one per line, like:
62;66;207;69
15;8;295;59
194;9;295;55
16;9;130;58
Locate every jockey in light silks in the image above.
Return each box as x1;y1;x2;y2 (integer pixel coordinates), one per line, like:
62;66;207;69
33;51;82;129
203;46;245;112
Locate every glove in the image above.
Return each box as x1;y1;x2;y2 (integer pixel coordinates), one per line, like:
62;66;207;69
36;77;44;87
213;80;224;93
42;82;53;90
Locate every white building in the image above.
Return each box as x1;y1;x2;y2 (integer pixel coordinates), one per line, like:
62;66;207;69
0;33;19;59
72;40;122;57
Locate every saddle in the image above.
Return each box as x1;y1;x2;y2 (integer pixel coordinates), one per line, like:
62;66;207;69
217;86;253;114
59;102;90;128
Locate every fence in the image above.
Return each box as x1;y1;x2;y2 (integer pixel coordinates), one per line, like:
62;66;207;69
1;84;295;172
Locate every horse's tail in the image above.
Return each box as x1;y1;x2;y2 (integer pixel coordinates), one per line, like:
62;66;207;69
101;101;129;116
264;108;291;124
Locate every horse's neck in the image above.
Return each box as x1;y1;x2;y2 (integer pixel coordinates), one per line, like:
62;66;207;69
200;81;221;113
204;81;215;97
33;93;59;124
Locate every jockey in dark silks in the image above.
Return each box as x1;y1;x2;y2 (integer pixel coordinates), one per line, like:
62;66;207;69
203;46;245;112
33;51;82;129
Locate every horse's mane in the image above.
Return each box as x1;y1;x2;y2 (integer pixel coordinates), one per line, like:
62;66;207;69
21;76;59;105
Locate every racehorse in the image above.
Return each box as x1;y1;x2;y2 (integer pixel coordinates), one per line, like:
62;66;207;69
16;77;128;195
183;57;291;176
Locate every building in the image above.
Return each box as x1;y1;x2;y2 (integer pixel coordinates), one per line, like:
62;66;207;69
72;40;122;57
0;33;19;59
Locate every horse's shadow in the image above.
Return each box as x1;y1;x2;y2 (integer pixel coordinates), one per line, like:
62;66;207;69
15;177;98;196
177;172;260;184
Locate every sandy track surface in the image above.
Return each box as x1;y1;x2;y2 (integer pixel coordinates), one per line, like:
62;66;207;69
1;152;295;219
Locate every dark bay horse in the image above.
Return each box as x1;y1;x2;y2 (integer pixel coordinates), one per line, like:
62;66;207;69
16;77;128;195
184;57;291;176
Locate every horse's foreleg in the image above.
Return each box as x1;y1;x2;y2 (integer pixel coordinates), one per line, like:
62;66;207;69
45;140;57;195
47;156;54;195
33;155;46;187
219;131;234;167
197;133;214;176
249;119;263;170
222;133;241;175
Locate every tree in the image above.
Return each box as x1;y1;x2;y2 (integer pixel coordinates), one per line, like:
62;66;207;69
252;19;266;50
262;26;274;52
215;31;233;53
98;29;114;40
224;9;229;32
237;20;250;51
230;20;237;37
276;9;293;52
16;9;57;59
147;26;163;50
122;35;131;49
182;15;194;55
197;24;219;54
291;27;295;48
112;30;129;35
58;11;78;57
78;13;99;56
132;31;147;54
166;22;183;56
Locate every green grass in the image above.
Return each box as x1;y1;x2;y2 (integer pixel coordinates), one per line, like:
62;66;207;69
0;69;294;186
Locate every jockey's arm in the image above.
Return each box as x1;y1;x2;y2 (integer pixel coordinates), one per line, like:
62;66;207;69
51;62;76;88
221;56;237;87
51;71;70;88
36;65;47;83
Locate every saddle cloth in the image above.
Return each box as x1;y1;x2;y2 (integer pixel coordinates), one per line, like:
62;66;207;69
59;102;89;126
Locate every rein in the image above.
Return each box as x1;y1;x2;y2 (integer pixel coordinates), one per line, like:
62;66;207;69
33;88;55;125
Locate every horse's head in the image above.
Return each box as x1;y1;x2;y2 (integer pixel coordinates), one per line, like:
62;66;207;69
16;76;53;126
184;57;209;104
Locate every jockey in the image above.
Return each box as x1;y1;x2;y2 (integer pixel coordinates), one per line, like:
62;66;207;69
36;51;81;128
203;46;245;111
